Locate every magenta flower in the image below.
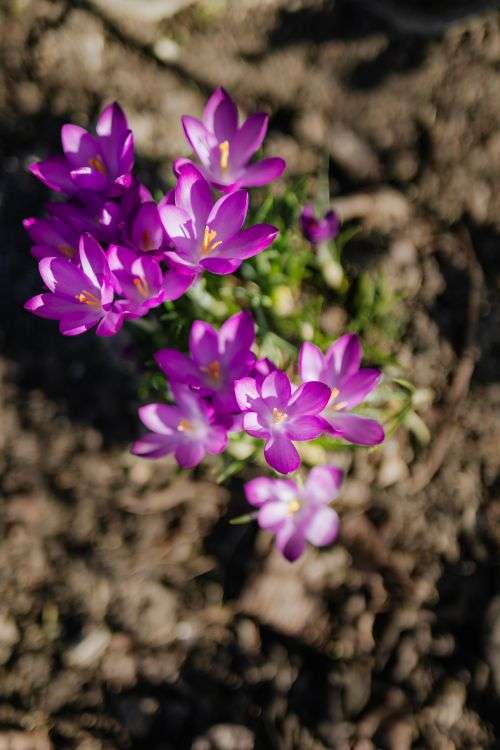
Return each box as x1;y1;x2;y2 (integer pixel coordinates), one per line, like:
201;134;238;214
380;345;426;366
299;205;340;245
30;102;134;195
47;196;123;245
128;201;166;255
155;311;256;415
132;384;228;469
299;334;384;446
23;215;80;261
245;465;343;562
159;163;278;276
25;233;123;336
178;87;286;192
235;370;330;474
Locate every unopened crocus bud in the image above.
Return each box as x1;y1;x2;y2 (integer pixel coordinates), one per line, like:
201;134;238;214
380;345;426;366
299;204;340;245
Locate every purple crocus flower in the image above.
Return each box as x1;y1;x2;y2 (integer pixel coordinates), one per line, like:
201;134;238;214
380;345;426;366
235;370;330;474
47;196;123;245
178;87;286;192
132;384;228;468
299;205;340;245
155;311;256;415
30;102;134;195
24;233;123;336
245;465;343;562
23;215;80;261
128;201;166;255
299;334;384;446
159;163;278;276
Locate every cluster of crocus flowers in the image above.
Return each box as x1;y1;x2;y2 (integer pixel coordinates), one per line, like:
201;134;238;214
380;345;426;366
24;91;283;335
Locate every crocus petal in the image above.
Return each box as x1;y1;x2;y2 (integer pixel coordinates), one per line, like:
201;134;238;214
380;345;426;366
25;293;83;319
206;190;248;243
276;524;306;562
234;377;260;411
237;157;286;188
326;413;384;446
175;441;205;469
29;156;76;194
131;433;177;459
95;310;124;337
258;501;289;531
213;224;278;260
39;256;89;297
326;334;362;383
203;87;238;141
304;466;344;504
96;101;128;137
231;114;268;167
245;477;278;507
261;370;292;405
78;233;107;289
264;435;300;474
131;201;164;252
154;349;203;387
304;507;339;547
159;205;196;259
163;267;197;300
337;369;382;409
138;403;182;434
59;310;101;336
61;125;100;168
175;164;213;231
189;320;219;365
69;166;108;192
182;116;216;165
286;415;326;441
298;342;325;383
287;381;330;417
200;258;242;275
206;425;228;455
242;412;269;439
220;310;255;362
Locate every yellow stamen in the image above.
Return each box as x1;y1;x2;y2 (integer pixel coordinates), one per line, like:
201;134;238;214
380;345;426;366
177;419;193;432
76;290;101;308
219;140;230;172
57;243;76;259
287;498;301;515
202;225;223;256
88;154;107;175
141;230;155;252
133;277;150;298
202;360;221;384
272;407;287;424
332;401;348;412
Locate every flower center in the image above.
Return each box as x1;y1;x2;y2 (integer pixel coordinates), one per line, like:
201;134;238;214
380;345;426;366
287;498;301;515
219;140;230;173
57;243;76;259
272;408;287;424
201;359;221;384
202;226;223;256
177;419;193;432
75;289;101;308
133;277;151;299
141;229;155;252
329;387;348;411
88;154;107;175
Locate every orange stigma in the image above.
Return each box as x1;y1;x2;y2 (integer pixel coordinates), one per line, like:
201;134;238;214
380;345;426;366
75;290;101;308
287;498;301;515
177;419;193;432
141;230;155;252
88;154;107;175
133;277;151;298
57;243;76;259
219;140;230;172
202;226;222;256
202;360;221;384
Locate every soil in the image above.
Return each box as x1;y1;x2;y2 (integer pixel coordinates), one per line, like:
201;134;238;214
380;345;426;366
0;1;499;748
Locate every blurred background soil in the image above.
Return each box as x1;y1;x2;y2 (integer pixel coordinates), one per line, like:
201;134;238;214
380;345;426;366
1;1;500;748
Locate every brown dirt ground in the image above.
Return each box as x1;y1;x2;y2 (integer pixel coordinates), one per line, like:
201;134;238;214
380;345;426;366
0;1;499;748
